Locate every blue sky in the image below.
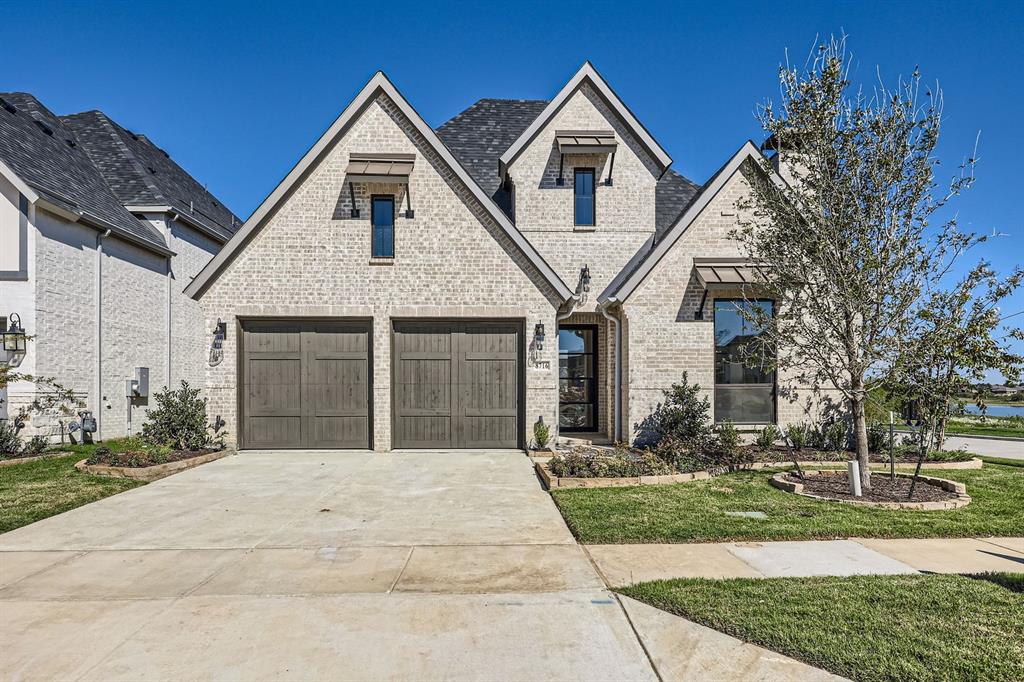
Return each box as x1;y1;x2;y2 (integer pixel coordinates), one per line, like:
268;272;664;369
5;0;1022;379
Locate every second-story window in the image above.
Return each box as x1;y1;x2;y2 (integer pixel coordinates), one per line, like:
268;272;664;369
371;195;395;258
574;168;595;226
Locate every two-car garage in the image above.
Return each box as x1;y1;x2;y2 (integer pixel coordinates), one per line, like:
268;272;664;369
239;320;523;450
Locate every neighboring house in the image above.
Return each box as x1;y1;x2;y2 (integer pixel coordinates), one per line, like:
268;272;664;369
185;63;831;451
0;92;240;441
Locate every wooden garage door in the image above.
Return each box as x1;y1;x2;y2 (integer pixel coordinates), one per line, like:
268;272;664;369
241;321;371;449
392;321;521;449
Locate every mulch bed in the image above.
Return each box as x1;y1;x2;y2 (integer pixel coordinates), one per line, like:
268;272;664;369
781;471;958;503
86;448;219;468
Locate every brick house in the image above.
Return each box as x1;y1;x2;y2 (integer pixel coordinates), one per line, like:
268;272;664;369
0;93;240;440
185;63;829;451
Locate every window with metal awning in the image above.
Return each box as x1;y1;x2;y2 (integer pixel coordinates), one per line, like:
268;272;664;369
554;130;617;186
692;258;769;320
344;153;416;218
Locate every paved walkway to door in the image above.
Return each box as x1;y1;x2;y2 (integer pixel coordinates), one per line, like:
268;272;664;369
1;451;839;681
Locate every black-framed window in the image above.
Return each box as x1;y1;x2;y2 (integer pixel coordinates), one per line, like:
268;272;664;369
714;299;775;424
574;168;595;226
559;325;598;431
371;195;395;258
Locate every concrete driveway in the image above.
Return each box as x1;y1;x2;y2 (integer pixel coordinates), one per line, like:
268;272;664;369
1;451;656;681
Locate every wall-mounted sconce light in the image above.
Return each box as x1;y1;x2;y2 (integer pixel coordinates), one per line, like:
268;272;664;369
580;265;591;293
534;322;546;351
209;318;227;366
2;313;27;354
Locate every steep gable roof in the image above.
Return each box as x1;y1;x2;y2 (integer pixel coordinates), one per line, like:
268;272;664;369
600;141;775;303
437;97;699;226
0;92;169;252
498;62;673;179
61;110;241;241
184;72;574;301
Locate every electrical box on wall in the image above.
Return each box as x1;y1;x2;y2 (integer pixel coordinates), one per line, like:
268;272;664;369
126;367;149;398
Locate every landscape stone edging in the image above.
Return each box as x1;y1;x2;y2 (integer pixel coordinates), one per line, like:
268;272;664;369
0;451;75;467
535;457;982;490
536;462;714;489
768;470;972;510
75;449;234;482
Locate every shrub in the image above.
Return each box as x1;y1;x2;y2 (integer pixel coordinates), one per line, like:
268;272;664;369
755;424;782;451
533;417;550;449
639;372;714;449
785;422;813;451
867;422;889;453
821;420;848;451
548;446;674;478
22;435;48;456
716;420;741;454
0;420;21;456
142;381;211;451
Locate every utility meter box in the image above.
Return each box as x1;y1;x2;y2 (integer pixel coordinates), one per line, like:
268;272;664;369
126;367;149;398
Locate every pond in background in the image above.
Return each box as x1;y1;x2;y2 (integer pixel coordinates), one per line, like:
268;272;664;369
961;403;1024;418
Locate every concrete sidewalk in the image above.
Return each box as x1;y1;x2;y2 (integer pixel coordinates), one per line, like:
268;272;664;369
587;537;1024;585
943;435;1024;460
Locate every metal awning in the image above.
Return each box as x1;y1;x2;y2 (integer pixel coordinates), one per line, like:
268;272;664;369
345;153;415;183
692;259;768;320
694;258;766;286
555;130;617;154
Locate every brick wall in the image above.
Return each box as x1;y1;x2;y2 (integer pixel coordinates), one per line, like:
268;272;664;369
621;161;837;440
197;93;563;450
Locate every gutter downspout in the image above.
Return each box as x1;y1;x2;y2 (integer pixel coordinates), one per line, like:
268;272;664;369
94;229;111;441
164;216;173;392
599;298;622;442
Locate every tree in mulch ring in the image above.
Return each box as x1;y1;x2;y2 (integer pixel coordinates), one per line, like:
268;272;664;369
779;471;960;504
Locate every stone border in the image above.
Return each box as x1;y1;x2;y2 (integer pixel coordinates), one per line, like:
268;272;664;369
769;470;972;510
535;456;981;491
75;449;233;482
536;462;714;489
754;457;982;471
0;451;76;467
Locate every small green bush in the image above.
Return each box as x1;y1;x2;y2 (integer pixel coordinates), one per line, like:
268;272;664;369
533;417;550;449
22;435;48;456
141;381;211;451
716;420;741;454
0;421;22;456
755;424;782;451
785;422;813;451
867;422;889;453
639;372;714;449
821;420;848;451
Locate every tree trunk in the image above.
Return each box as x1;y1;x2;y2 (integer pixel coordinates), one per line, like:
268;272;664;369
851;386;872;490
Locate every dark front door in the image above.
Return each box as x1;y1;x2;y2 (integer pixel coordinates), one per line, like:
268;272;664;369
559;325;598;431
392;321;522;448
241;320;371;449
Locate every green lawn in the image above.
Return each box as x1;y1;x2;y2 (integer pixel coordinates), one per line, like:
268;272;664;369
552;463;1024;544
619;573;1024;682
0;454;142;533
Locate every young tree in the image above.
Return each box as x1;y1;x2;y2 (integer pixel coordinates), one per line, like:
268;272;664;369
1;338;82;433
735;36;981;489
892;263;1024;449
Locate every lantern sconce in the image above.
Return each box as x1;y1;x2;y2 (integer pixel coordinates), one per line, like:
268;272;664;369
2;313;27;355
580;265;591;293
209;319;227;367
534;322;546;352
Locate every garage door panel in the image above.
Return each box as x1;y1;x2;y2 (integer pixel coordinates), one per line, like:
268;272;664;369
393;321;521;449
248;416;302;448
242;321;371;449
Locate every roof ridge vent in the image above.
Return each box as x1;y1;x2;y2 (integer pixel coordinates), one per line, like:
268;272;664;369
0;97;16;114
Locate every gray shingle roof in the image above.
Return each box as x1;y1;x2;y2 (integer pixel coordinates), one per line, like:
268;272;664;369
435;98;699;229
0;93;167;249
61;110;240;240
